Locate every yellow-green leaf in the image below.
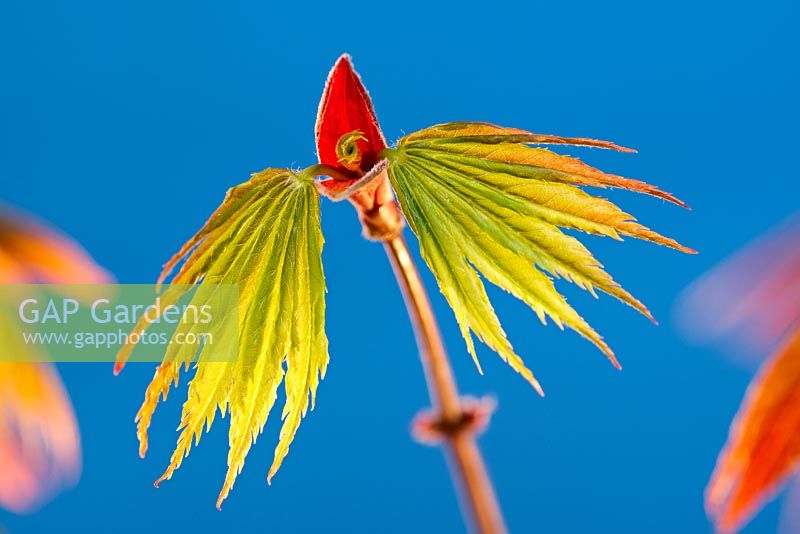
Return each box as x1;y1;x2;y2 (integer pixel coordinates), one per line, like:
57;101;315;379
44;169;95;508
130;167;329;508
385;122;694;392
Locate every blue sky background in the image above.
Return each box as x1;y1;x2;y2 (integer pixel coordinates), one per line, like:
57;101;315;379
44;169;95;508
1;0;798;532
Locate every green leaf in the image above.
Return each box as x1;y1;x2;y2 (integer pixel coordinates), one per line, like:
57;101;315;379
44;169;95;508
131;168;329;508
386;122;694;392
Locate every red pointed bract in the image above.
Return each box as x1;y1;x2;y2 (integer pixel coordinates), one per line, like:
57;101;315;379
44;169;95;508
315;54;386;190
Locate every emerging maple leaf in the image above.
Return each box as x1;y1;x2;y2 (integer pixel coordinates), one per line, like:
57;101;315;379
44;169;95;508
0;206;110;513
382;122;693;390
680;216;800;533
130;169;327;508
122;54;693;512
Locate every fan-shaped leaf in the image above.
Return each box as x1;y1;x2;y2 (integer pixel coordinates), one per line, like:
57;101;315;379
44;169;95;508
128;168;329;508
385;122;694;391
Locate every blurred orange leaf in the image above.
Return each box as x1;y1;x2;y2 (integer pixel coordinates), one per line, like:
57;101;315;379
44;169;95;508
707;327;800;532
0;205;109;512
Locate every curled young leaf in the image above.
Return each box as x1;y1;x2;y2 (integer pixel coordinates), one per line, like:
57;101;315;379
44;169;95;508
335;130;368;171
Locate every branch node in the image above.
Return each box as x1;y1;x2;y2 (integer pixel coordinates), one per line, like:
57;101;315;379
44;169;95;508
411;396;497;446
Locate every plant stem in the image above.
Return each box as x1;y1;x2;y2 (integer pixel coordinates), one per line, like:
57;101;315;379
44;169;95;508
384;234;507;534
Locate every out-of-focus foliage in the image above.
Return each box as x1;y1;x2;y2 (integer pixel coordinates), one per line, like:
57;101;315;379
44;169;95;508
679;216;800;533
707;328;800;533
0;361;80;513
0;207;109;285
679;216;800;357
0;207;109;513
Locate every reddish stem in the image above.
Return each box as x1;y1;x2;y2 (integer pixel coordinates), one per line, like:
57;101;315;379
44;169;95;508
384;234;507;534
